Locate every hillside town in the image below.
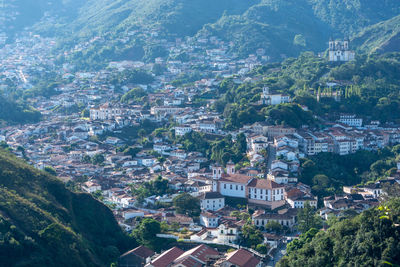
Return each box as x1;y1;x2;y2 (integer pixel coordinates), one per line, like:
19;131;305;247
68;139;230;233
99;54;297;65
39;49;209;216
1;29;400;266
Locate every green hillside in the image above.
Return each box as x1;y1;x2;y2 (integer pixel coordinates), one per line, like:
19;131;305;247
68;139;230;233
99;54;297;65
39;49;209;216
0;96;41;126
352;15;400;54
198;0;331;58
309;0;400;36
25;0;400;63
2;0;86;41
277;198;400;266
0;150;135;267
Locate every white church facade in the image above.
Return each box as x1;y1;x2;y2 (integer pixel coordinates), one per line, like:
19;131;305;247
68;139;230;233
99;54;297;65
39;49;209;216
328;38;355;62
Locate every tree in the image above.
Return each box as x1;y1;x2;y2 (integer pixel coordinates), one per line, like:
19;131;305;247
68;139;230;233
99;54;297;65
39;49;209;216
173;193;200;217
91;153;105;165
132;218;161;250
297;202;322;233
265;220;283;233
44;166;57;176
256;244;269;254
82;155;91;163
240;223;264;249
279;198;400;266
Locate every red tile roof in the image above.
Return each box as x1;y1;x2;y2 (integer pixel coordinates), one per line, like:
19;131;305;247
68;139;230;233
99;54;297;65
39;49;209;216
120;245;154;259
151;247;184;267
248;178;281;189
175;244;220;263
220;173;252;184
225;248;260;267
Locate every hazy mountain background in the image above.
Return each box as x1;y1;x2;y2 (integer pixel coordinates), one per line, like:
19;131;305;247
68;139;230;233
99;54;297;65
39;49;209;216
2;0;399;62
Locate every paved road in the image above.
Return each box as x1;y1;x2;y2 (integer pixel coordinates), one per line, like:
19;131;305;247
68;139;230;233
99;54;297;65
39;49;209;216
267;243;287;267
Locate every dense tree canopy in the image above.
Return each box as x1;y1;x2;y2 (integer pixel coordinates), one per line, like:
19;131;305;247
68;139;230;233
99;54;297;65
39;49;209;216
173;193;200;217
278;198;400;267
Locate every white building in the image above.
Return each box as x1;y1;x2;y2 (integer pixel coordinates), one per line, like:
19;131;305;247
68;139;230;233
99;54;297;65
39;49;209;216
200;211;219;228
247;179;285;209
210;163;285;209
199;192;225;211
287;195;317;209
338;114;363;127
174;125;192;136
261;87;290;105
82;181;101;193
328;38;355;62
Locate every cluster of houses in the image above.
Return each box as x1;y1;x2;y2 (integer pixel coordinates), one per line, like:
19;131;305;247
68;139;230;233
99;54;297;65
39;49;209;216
118;244;264;267
2;24;400;266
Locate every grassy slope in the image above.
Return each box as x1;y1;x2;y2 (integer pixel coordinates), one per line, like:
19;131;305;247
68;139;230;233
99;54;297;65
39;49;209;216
0;150;134;267
352;15;400;54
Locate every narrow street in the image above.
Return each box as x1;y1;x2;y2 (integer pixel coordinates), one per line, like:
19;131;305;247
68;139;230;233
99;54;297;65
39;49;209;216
266;143;276;172
267;243;287;267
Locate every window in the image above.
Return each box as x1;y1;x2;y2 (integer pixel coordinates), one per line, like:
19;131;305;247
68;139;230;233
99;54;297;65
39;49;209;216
224;184;226;189
236;185;238;190
230;184;232;189
241;186;243;190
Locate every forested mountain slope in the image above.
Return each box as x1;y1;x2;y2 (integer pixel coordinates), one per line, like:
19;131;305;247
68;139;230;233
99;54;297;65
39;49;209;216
352;14;400;54
0;150;135;267
23;0;400;61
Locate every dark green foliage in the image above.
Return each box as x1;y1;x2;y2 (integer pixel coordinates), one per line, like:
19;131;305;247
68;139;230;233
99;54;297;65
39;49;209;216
111;69;154;87
297;202;322;233
91;153;105;165
278;198;400;267
255;244;269;254
175;132;247;165
0;149;135;267
131;176;170;203
172;193;200;217
300;149;395;198
264;103;315;128
120;87;147;104
240;223;264;249
0;95;41;125
132;218;161;250
43;166;57;176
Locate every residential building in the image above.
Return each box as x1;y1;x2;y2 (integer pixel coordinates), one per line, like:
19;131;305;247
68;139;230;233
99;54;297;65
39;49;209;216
199;192;225;211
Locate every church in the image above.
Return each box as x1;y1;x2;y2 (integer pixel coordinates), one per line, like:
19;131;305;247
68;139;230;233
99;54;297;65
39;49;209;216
328;37;355;62
210;162;286;209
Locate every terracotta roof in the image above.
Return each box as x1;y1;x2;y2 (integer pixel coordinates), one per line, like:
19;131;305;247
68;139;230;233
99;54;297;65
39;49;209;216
248;178;281;189
201;211;218;218
199;191;224;199
175;244;219;264
225;249;260;267
220;173;252;184
120;245;154;259
151;247;184;267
